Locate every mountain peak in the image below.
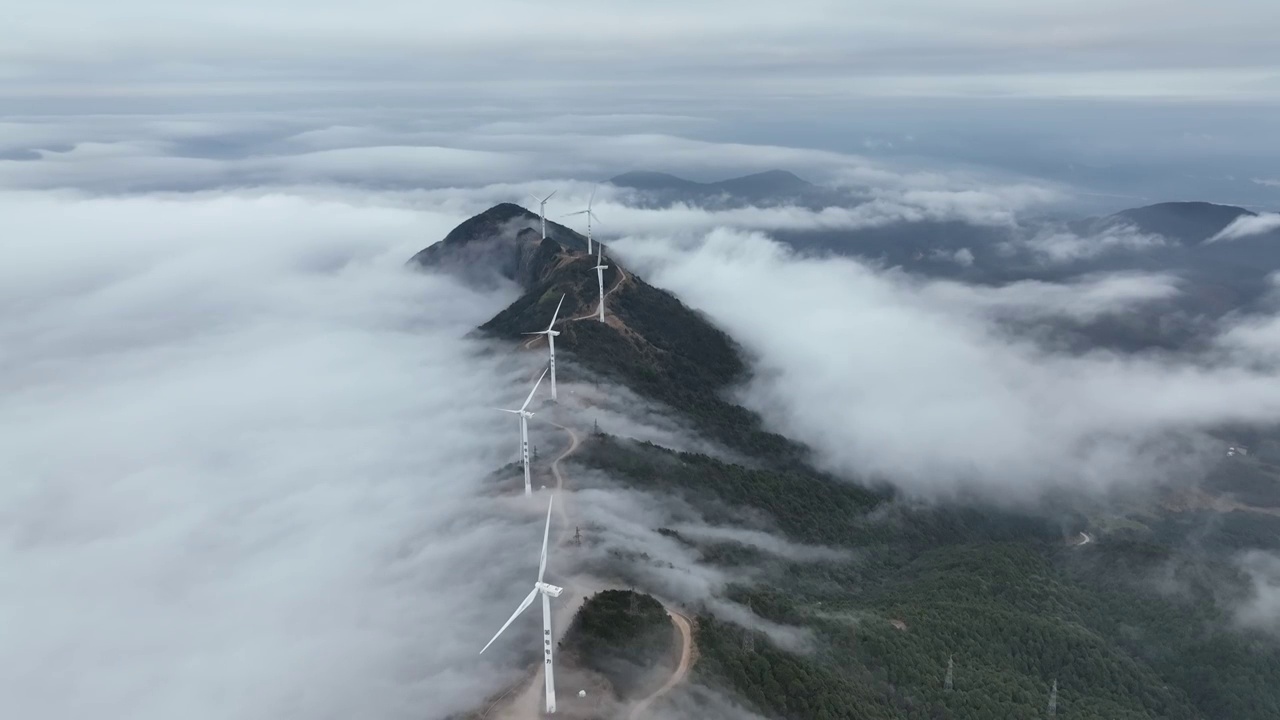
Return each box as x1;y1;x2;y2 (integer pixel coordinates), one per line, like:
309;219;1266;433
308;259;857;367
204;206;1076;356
608;171;701;190
1107;201;1255;243
438;202;537;246
408;203;589;288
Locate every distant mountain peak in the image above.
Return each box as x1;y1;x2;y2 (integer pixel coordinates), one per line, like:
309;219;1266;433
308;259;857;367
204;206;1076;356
1104;201;1256;244
609;169;812;196
731;169;809;184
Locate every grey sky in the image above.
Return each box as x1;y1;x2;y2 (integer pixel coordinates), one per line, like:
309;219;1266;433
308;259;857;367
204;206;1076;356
5;0;1280;206
5;1;1279;100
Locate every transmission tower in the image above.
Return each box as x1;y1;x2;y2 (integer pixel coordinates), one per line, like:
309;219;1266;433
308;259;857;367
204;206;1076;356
1048;679;1058;717
944;655;954;692
573;526;582;545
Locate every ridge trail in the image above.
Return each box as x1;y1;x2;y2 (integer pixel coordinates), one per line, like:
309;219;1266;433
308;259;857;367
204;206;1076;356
482;382;693;718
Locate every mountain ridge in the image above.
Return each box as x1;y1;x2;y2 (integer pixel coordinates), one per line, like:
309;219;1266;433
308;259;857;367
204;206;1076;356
410;203;804;459
1094;201;1257;244
411;203;1280;720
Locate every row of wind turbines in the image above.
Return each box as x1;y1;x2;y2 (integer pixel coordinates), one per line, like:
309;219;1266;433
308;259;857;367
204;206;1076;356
480;189;613;715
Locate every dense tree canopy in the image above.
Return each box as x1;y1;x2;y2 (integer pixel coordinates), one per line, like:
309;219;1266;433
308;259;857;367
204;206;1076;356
560;590;675;699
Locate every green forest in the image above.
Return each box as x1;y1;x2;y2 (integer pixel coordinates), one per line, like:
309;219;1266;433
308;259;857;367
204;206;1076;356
577;436;1280;720
559;589;675;699
466;225;1280;719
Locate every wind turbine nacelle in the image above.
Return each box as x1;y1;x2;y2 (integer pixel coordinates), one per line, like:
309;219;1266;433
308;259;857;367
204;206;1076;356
536;582;564;598
548;330;560;337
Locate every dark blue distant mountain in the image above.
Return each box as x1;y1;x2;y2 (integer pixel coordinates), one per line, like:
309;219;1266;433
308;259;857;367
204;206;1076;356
608;169;830;207
1093;201;1255;244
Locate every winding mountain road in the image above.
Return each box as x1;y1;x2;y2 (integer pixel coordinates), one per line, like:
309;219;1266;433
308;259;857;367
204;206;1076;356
626;610;694;720
482;388;692;718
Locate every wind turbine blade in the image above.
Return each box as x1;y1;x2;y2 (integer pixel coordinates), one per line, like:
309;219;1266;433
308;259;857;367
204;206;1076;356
521;367;549;412
548;294;565;329
497;408;522;414
543;190;557;202
589;210;603;225
588;185;597;208
562;210;588;217
522;331;547;336
538;494;554;582
479;587;540;654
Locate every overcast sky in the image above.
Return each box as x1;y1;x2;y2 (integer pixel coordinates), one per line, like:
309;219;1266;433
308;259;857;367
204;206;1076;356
4;1;1279;205
5;1;1279;99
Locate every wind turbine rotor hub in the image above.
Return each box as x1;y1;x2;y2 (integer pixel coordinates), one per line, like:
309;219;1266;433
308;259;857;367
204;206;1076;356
536;582;564;597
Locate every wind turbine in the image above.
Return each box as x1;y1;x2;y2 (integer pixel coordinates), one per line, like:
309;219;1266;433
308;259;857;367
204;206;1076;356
524;294;565;401
528;190;557;240
480;495;563;714
499;367;548;495
563;187;601;254
593;243;609;323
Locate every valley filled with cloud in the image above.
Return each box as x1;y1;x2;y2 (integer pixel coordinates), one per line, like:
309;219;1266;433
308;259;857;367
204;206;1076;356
4;25;1280;711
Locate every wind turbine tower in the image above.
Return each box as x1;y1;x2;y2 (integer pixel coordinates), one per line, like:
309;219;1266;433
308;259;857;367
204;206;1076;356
593;243;609;323
564;187;601;254
529;190;558;240
499;367;548;495
480;495;564;714
524;294;565;401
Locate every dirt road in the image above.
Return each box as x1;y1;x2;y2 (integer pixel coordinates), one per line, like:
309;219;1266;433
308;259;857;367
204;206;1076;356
486;257;692;718
626;610;695;720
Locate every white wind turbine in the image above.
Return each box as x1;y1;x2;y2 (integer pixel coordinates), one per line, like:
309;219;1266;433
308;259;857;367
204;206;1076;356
563;187;601;254
528;190;558;240
524;294;565;402
480;495;564;714
593;243;609;323
499;367;548;495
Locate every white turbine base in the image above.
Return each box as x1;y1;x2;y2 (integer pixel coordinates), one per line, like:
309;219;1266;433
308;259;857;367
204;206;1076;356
520;415;532;496
548;336;557;401
543;590;556;713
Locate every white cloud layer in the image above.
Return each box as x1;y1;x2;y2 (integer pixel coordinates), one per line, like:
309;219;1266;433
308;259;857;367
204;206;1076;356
1015;225;1169;264
1234;550;1280;635
614;228;1280;502
0;189;565;720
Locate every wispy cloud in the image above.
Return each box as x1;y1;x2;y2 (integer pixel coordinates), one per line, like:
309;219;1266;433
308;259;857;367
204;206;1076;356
614;227;1280;503
1014;225;1169;264
1233;551;1280;636
1208;212;1280;242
